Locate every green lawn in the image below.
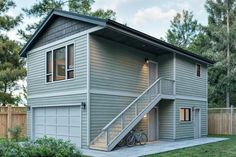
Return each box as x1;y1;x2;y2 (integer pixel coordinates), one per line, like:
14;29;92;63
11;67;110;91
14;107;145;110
145;135;235;157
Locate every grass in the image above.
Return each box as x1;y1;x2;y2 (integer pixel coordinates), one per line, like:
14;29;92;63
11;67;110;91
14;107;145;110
145;135;236;157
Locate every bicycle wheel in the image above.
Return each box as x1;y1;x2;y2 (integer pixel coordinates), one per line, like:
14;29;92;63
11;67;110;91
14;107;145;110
118;138;126;147
126;134;135;147
139;133;148;145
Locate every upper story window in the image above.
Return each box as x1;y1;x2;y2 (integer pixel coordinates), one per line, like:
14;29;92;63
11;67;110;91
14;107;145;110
180;108;191;122
46;44;74;82
196;64;201;77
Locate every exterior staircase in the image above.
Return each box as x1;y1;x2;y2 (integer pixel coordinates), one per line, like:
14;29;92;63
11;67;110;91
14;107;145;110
89;77;175;151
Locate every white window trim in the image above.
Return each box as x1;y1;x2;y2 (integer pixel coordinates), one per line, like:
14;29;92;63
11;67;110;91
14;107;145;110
195;63;201;78
45;43;75;84
179;107;192;123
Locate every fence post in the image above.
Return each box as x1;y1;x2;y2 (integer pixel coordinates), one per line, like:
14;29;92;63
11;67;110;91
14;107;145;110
231;105;233;135
7;105;12;139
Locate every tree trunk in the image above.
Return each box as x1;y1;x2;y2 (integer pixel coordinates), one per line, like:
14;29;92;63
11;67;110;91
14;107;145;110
226;0;230;108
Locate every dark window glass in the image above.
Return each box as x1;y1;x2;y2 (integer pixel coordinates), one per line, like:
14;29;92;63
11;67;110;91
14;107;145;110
196;64;201;77
53;47;65;81
180;108;191;121
46;51;52;82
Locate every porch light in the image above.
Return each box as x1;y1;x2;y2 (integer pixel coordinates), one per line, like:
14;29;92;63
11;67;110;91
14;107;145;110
145;58;149;63
144;114;147;118
81;102;86;109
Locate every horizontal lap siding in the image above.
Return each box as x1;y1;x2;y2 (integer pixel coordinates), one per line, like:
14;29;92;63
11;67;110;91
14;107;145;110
27;35;87;96
90;94;136;140
159;100;174;139
90;35;152;93
176;54;207;98
175;99;207;139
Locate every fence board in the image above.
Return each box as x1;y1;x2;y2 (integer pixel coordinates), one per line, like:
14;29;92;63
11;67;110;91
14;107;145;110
208;106;236;135
0;106;26;138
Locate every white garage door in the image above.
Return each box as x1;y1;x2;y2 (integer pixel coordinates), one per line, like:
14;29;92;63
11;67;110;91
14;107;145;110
33;106;81;147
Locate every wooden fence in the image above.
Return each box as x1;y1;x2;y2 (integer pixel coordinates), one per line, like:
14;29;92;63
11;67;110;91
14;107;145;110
0;106;27;138
208;106;236;135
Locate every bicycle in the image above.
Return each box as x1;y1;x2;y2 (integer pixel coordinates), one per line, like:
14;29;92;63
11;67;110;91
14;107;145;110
126;129;148;147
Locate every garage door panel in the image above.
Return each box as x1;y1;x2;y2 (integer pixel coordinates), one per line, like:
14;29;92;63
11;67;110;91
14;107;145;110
69;137;80;146
46;108;56;116
33;106;81;147
70;126;80;136
57;117;69;125
57;126;69;136
70;107;80;116
45;126;56;134
70;117;80;126
35;125;44;134
35;108;45;116
35;116;45;124
57;135;69;141
57;107;69;116
35;134;44;138
46;117;56;125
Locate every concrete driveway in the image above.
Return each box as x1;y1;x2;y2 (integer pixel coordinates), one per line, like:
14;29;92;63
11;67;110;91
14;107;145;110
81;137;228;157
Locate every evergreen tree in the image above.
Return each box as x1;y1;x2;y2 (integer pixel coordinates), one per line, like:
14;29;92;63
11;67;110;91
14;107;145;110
205;0;236;107
18;0;116;41
0;0;26;106
166;10;200;49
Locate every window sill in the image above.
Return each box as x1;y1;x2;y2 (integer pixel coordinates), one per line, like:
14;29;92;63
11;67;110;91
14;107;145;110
45;77;75;84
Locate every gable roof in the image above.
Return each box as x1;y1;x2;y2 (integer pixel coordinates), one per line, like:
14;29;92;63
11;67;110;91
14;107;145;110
20;9;214;64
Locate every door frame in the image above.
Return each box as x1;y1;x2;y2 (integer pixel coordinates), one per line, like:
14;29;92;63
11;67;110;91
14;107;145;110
148;60;158;86
147;60;159;141
193;108;201;138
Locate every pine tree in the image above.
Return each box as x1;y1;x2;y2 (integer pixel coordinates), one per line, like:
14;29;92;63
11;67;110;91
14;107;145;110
0;0;26;106
205;0;236;107
166;10;200;50
18;0;116;41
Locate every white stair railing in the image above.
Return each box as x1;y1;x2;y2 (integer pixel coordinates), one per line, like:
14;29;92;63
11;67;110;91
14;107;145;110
90;78;174;150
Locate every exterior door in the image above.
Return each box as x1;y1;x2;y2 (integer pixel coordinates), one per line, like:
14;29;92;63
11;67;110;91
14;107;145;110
149;61;158;85
194;109;201;138
148;61;158;141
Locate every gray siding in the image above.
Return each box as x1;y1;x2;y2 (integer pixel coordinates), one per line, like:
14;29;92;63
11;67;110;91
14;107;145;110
90;94;136;140
175;54;207;98
175;99;207;139
159;100;174;139
90;35;155;94
31;16;95;49
27;35;87;96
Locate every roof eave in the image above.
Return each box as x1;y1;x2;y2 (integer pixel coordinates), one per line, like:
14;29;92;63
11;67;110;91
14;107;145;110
106;20;214;65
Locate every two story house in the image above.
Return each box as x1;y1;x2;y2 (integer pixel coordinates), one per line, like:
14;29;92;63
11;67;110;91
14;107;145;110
20;10;213;151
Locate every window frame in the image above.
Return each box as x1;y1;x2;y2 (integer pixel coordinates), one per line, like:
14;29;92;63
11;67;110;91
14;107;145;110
179;108;192;122
45;43;75;83
196;63;201;78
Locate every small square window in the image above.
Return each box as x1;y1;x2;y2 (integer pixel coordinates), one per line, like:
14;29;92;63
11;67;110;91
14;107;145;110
180;108;191;121
196;64;201;77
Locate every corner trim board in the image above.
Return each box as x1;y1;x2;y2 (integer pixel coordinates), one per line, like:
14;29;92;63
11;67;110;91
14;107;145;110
86;34;91;146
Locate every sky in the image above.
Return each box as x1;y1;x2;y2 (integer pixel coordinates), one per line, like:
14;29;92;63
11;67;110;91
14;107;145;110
9;0;209;41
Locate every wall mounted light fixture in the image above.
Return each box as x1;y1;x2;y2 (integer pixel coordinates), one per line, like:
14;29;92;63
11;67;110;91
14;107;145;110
81;102;86;109
145;58;149;63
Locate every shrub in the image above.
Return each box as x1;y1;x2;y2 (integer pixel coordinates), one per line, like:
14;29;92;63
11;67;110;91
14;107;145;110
8;126;22;142
0;136;82;157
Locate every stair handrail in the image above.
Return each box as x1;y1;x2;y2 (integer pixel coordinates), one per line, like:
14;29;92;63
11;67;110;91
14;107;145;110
102;77;163;131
